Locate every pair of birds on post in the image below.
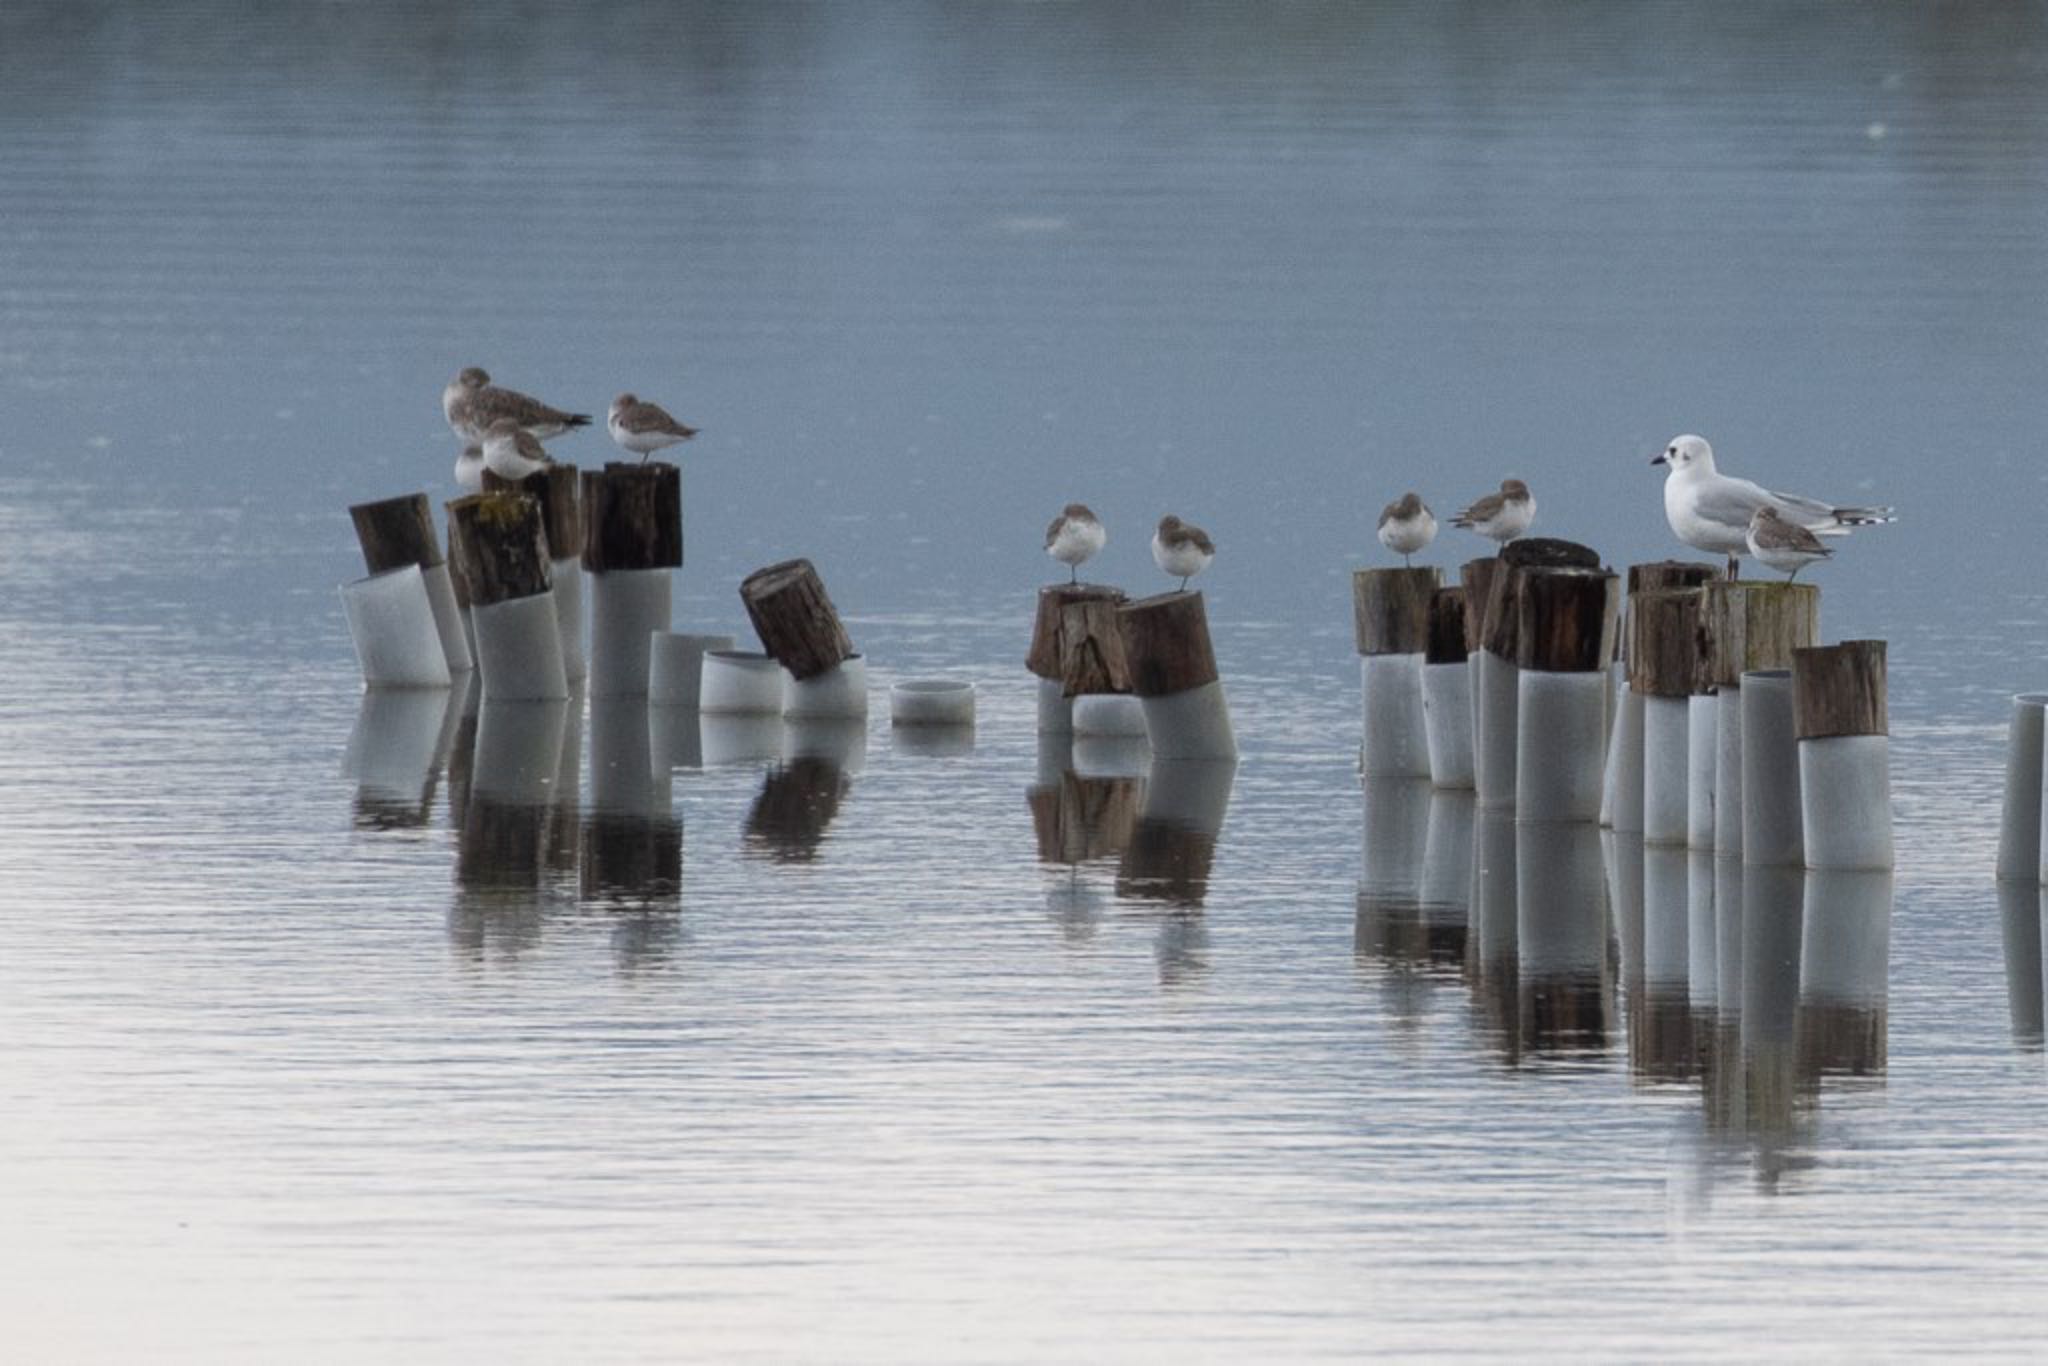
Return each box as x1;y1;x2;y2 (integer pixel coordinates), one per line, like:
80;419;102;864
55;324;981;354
441;366;700;491
1045;506;1215;591
1375;480;1535;565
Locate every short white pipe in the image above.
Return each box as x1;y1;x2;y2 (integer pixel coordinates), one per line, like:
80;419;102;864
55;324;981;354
783;655;870;720
699;650;784;715
1714;687;1744;859
1421;661;1475;789
1072;693;1148;738
2000;882;2044;1045
1360;653;1430;779
1421;788;1476;912
699;713;784;766
471;698;569;803
1741;670;1803;868
1360;777;1431;903
1602;686;1645;833
1138;680;1237;761
1642;695;1690;846
1687;851;1717;1009
587;567;671;698
419;561;473;675
1799;868;1892;1005
550;556;586;684
2001;693;2048;881
648;700;704;770
1798;734;1894;871
458;604;477;669
471;590;569;702
1514;669;1606;822
649;632;736;709
343;686;457;805
891;679;975;727
1516;820;1604;980
1473;651;1519;810
1035;729;1074;791
340;565;454;689
1037;677;1073;735
1687;694;1717;850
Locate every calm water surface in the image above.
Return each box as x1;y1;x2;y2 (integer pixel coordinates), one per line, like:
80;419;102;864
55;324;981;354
3;3;2047;1359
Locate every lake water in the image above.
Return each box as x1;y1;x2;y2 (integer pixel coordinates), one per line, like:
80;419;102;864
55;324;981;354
4;2;2047;1359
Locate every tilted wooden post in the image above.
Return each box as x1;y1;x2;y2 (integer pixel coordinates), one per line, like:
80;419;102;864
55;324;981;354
347;491;470;678
583;462;680;697
1354;566;1440;779
485;463;585;682
742;557;866;717
449;491;567;701
1027;584;1130;733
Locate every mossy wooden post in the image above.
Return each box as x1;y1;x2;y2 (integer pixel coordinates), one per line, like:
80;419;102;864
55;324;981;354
1422;587;1474;788
1027;583;1129;732
1629;586;1708;845
1354;566;1440;779
1513;567;1620;822
1117;590;1235;760
1703;580;1820;858
1794;640;1892;870
485;463;585;682
583;462;680;697
1475;538;1600;811
348;491;470;676
449;490;567;701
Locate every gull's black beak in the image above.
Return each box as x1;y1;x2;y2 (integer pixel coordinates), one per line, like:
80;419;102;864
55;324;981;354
1650;453;1668;466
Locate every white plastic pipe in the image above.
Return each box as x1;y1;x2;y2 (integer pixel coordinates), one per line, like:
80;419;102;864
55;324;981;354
550;556;586;684
1515;669;1606;822
471;590;569;702
1037;677;1073;735
649;632;736;709
1714;687;1744;859
1799;734;1894;871
1603;830;1645;995
1642;695;1690;846
1687;851;1717;1009
587;567;671;698
1741;863;1805;1049
1421;788;1476;914
1687;694;1717;850
1602;686;1645;833
1741;670;1803;868
419;561;473;676
699;650;784;714
1421;661;1475;789
1072;693;1148;738
340;565;454;689
1999;693;2048;881
1473;650;1519;811
1360;653;1430;779
891;679;975;727
1138;680;1237;761
784;655;870;720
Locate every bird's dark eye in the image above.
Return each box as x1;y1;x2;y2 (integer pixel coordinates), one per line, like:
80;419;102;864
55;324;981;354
1667;446;1677;456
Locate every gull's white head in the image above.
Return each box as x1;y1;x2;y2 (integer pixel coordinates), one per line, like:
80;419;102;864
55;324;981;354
1653;434;1713;473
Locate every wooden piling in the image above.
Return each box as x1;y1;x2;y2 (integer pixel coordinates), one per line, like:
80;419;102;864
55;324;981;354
1793;640;1887;739
444;508;472;609
741;558;855;681
581;462;681;573
1704;581;1820;691
1427;588;1469;665
1481;538;1601;660
1117;591;1219;698
1627;589;1710;698
350;492;443;573
1459;559;1499;655
448;492;553;607
1514;569;1620;673
1352;567;1442;656
1027;583;1131;696
1627;560;1718;595
484;463;582;562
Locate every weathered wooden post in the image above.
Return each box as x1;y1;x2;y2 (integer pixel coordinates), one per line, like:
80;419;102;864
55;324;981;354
1474;539;1600;811
583;461;681;697
1629;586;1708;845
1794;640;1893;871
1703;581;1820;859
448;491;568;701
1353;567;1440;778
1997;693;2048;881
1422;588;1475;789
1603;563;1716;831
485;464;584;684
741;557;865;718
1117;591;1236;760
1740;669;1804;867
445;506;478;662
349;492;471;678
1513;566;1620;822
1027;583;1129;734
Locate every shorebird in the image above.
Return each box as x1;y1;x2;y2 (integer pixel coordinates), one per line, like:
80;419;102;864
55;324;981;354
1152;514;1215;591
1044;503;1106;583
1451;479;1535;548
1377;492;1436;567
1746;506;1833;582
1654;434;1893;580
442;367;591;450
481;418;554;483
608;392;699;461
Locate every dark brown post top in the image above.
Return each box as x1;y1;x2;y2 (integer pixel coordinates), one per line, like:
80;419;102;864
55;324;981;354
350;492;442;573
1704;580;1821;690
1481;538;1602;659
1352;566;1442;656
484;463;583;562
1514;568;1620;672
1027;583;1126;680
447;492;553;608
1627;587;1710;697
741;557;855;681
1117;590;1220;698
581;462;681;573
1426;587;1469;665
1793;640;1887;739
1458;559;1499;655
1627;560;1718;594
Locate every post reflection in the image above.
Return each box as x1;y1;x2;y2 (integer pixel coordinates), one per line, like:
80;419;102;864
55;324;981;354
1998;882;2043;1050
742;719;866;864
1354;778;1439;1026
343;685;465;829
1030;732;1140;944
1796;870;1891;1084
446;694;570;966
1515;822;1612;1055
1116;758;1236;987
1636;845;1697;1083
1469;808;1518;1058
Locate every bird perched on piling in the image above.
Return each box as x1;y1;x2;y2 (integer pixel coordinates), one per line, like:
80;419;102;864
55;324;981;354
443;366;590;491
1152;514;1215;591
1377;492;1436;567
608;392;700;461
1045;503;1106;583
1746;507;1833;582
1451;479;1535;548
481;418;554;483
1654;434;1893;581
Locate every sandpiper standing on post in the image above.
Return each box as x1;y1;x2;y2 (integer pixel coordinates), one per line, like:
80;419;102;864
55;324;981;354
1654;434;1893;580
1044;503;1106;583
1152;515;1215;591
608;393;700;462
444;366;590;490
1377;492;1437;567
1450;479;1536;549
1746;507;1833;582
481;418;554;483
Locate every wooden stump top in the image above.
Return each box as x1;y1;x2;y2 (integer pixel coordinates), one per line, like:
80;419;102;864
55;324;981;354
1514;568;1619;673
1628;560;1718;594
1426;587;1469;665
484;463;582;561
1501;537;1602;573
350;492;441;573
1704;580;1821;690
581;462;681;573
1027;583;1126;681
1352;567;1442;656
448;492;553;607
741;557;855;680
1117;590;1219;698
1793;639;1887;739
1627;587;1710;697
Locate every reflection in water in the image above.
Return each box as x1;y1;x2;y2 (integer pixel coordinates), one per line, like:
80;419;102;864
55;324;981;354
460;698;571;891
1516;822;1612;1056
892;723;975;760
1636;845;1698;1083
343;685;464;829
1470;808;1518;1059
742;720;867;864
582;698;681;914
1354;779;1438;1025
1030;732;1139;945
1116;759;1235;910
1797;870;1891;1083
1998;882;2043;1051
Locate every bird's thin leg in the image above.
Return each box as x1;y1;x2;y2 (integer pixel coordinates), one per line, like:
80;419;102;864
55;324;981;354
1403;553;1412;569
1726;554;1739;582
1789;565;1803;583
1069;563;1078;585
1179;576;1189;592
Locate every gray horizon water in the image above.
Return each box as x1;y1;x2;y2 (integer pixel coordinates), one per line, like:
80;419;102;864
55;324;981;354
4;2;2048;1359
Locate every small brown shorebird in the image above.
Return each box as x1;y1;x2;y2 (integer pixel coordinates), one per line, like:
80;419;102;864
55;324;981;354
443;366;590;446
1376;492;1436;567
1450;479;1535;550
1045;503;1106;583
1151;514;1215;591
1746;506;1833;581
608;392;700;462
480;418;554;483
